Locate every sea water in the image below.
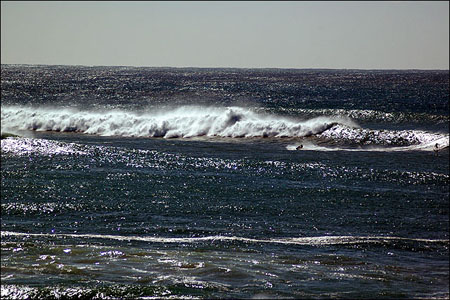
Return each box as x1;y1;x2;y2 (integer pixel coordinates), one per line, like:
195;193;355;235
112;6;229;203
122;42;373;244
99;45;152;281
1;66;449;299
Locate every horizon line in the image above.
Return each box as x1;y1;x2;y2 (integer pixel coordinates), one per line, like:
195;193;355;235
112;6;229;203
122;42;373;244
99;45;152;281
1;63;449;72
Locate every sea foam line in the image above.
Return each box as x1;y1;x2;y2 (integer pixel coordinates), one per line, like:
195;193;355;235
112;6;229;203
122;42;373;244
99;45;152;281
1;231;447;246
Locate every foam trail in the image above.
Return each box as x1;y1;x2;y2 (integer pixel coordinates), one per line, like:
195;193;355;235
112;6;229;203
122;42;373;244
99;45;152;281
1;105;358;139
1;231;447;246
286;143;344;152
287;126;449;152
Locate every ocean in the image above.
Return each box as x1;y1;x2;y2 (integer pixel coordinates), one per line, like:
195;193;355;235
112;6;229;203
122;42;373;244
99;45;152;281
1;65;449;299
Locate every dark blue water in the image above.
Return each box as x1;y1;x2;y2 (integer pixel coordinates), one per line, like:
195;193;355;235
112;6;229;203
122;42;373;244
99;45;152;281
1;65;449;299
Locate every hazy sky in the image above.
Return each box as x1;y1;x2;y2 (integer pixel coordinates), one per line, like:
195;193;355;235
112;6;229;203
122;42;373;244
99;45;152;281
1;1;449;69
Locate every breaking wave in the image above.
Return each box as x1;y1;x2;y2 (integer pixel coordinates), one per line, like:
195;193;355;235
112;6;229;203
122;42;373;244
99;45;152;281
315;125;449;151
2;105;448;151
286;128;449;151
1;105;358;138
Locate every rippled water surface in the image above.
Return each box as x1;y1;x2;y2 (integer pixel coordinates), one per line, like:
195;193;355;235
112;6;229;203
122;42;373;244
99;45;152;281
1;66;449;299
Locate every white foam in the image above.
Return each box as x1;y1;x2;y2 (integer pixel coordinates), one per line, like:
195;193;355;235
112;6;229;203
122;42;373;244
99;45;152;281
1;105;358;139
1;231;446;246
320;125;448;147
286;142;340;151
287;126;449;152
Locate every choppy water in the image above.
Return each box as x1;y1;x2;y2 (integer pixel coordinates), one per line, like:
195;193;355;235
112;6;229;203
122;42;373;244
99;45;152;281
1;65;449;299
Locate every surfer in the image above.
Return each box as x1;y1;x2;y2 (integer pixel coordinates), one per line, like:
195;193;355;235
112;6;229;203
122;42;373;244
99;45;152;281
434;143;439;156
296;144;303;150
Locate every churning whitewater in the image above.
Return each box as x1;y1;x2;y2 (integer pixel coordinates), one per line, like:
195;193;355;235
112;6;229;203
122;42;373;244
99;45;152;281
2;105;358;138
2;105;448;150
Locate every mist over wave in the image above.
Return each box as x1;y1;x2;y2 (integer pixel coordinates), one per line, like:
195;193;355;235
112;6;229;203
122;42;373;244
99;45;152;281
269;108;449;124
1;105;358;139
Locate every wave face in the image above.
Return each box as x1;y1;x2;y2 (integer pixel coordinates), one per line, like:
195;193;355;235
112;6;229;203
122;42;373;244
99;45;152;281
1;105;358;139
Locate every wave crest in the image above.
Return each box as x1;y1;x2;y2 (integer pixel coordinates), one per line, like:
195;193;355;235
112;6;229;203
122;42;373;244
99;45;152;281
1;105;358;139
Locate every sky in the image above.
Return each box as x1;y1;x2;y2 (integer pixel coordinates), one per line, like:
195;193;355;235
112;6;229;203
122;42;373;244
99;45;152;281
1;1;449;69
